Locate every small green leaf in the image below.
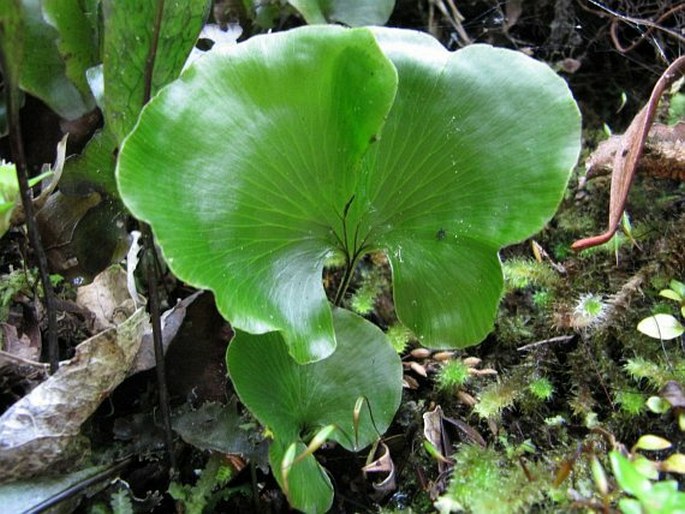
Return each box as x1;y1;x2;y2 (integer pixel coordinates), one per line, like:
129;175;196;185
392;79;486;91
637;314;685;340
660;289;683;302
633;434;672;452
617;498;642;514
669;279;685;299
590;455;608;496
289;0;395;26
0;160;19;236
662;454;685;474
631;454;659;481
646;396;672;414
610;451;652;499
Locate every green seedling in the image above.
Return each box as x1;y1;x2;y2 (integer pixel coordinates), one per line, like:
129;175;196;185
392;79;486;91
0;161;51;237
610;450;685;514
637;279;685;340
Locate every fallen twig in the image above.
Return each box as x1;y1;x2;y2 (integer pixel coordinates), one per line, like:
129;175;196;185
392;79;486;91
517;335;575;351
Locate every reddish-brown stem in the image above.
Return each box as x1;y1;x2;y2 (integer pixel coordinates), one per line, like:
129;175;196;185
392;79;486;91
572;55;685;251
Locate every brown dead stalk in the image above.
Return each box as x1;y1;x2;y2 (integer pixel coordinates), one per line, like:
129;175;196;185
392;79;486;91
572;55;685;251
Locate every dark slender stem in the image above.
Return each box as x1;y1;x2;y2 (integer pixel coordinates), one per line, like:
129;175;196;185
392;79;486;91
333;245;367;307
143;0;166;103
333;256;354;307
139;0;175;474
0;47;59;373
24;457;133;514
142;224;176;473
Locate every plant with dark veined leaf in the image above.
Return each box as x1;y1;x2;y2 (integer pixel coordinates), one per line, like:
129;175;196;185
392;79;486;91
117;26;581;512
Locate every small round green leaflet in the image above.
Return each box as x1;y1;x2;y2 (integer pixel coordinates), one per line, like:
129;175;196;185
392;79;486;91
117;25;581;363
227;308;402;513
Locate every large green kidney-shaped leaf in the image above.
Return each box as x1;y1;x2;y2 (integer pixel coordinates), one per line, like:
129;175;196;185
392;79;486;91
227;308;402;448
117;26;580;362
363;28;581;346
227;307;402;513
118;26;399;363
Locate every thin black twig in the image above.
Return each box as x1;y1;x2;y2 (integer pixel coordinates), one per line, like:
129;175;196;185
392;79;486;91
143;224;176;473
0;43;60;374
139;0;176;474
24;456;134;514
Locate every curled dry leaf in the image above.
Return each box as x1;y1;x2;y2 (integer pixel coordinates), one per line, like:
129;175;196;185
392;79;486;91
573;56;685;251
0;307;148;483
362;441;396;493
423;405;451;473
75;265;202;375
76;265;134;332
660;380;685;408
9;134;67;228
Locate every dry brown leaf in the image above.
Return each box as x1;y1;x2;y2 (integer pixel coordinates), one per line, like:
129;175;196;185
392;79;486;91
0;307;148;483
362;441;396;493
76;266;133;332
573;56;685;251
423;405;451;473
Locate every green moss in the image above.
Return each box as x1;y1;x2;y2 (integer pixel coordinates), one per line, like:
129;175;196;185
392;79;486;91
386;323;413;354
615;389;645;416
474;380;520;419
624;357;685;389
502;258;558;292
435;360;471;392
436;444;548;514
531;289;553;309
528;377;554;401
349;283;377;315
